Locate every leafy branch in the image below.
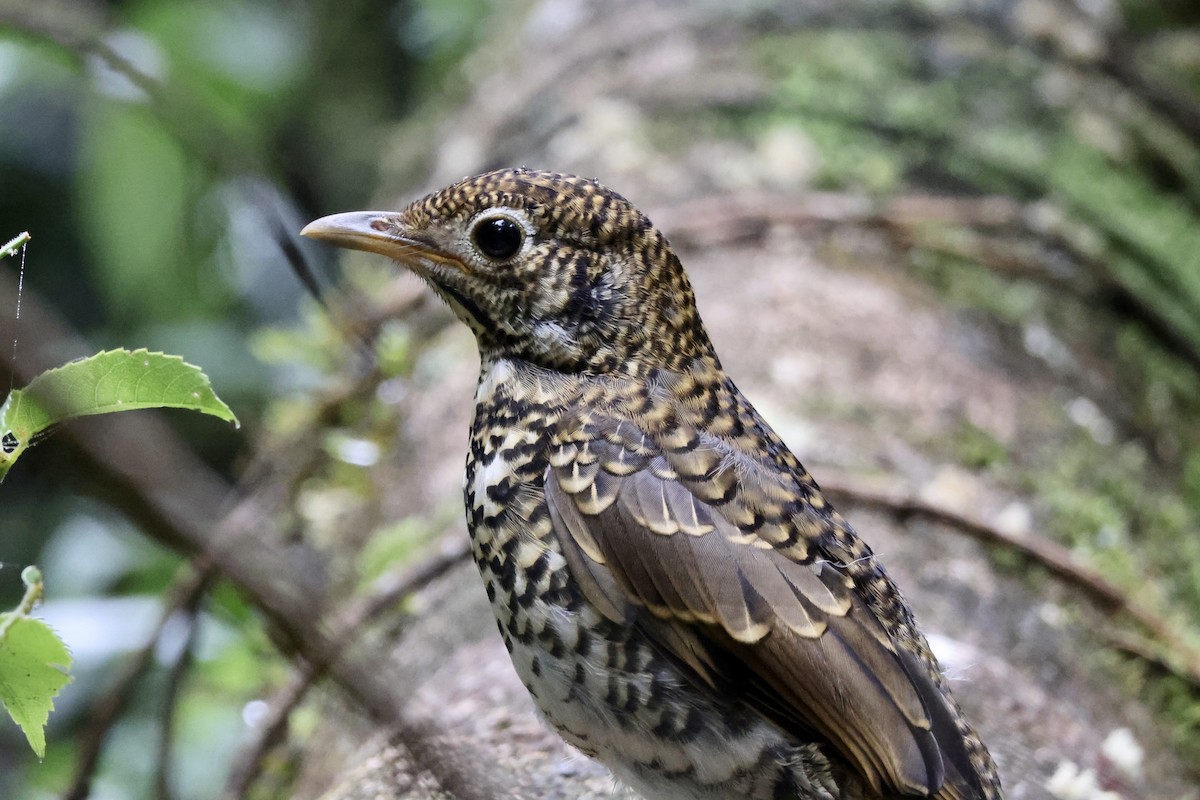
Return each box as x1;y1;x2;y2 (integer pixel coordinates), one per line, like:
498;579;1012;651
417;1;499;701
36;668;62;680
0;566;71;758
0;348;238;483
0;339;238;758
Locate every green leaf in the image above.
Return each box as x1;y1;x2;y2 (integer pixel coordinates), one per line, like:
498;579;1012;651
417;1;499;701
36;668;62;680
0;349;239;480
0;568;72;759
0;616;72;758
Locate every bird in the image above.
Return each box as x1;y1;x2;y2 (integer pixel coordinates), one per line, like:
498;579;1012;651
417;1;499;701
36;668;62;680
301;168;1004;800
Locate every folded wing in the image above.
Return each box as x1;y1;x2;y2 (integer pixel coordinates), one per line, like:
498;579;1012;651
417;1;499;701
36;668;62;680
544;412;980;798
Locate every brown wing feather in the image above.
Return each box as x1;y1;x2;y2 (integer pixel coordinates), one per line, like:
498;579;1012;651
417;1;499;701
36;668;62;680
545;417;971;797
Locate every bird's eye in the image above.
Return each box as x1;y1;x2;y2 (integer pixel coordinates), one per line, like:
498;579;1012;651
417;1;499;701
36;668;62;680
471;216;524;261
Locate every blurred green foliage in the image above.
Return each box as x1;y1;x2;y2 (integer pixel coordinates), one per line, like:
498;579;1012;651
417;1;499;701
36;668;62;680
0;0;489;796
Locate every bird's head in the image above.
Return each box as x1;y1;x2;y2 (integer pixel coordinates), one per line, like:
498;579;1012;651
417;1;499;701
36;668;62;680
302;168;714;376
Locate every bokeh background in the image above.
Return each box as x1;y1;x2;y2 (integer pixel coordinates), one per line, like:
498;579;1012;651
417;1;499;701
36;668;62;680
1;1;1199;798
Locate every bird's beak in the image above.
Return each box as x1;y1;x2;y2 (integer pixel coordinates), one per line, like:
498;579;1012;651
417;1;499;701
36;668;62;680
301;211;403;257
301;211;447;266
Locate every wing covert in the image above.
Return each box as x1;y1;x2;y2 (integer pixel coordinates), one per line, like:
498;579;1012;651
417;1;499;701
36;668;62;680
543;412;967;797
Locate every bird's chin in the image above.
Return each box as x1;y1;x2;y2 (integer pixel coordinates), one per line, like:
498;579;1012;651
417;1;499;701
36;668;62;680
423;277;493;337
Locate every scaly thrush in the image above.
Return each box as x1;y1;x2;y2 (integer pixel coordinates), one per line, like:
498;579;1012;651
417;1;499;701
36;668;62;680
302;169;1003;800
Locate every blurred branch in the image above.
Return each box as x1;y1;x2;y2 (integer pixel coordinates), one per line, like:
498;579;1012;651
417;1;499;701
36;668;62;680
654;191;1021;240
220;534;470;800
820;472;1200;692
63;560;215;800
0;0;242;174
423;4;732;185
219;665;310;800
153;580;206;800
0;0;106;48
657;191;1200;373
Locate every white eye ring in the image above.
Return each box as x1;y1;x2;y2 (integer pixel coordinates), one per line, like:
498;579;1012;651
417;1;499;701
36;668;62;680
467;208;534;263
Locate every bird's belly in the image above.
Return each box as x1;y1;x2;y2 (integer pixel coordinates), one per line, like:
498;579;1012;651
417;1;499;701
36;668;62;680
468;524;833;800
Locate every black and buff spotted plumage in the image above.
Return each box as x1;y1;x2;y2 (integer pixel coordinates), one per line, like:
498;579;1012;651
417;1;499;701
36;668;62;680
302;169;1004;800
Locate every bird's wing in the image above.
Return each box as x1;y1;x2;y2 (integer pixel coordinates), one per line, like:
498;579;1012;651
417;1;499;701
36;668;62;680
543;410;976;798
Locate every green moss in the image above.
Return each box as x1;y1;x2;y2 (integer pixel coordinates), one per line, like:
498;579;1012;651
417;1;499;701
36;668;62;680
1140;669;1200;767
758;23;1054;194
1050;140;1200;336
906;240;1043;323
1113;324;1200;468
1185;451;1200;506
798;117;905;192
375;321;415;378
1029;431;1200;623
953;421;1008;470
759;30;919;93
1039;472;1127;550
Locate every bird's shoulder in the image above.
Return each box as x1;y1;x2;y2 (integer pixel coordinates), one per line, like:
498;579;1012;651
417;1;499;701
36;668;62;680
549;363;872;574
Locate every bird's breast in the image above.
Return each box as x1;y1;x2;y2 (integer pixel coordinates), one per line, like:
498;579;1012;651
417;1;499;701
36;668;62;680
460;359;856;800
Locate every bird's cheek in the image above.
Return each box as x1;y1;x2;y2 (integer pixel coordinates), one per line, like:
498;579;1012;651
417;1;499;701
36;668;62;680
521;286;570;322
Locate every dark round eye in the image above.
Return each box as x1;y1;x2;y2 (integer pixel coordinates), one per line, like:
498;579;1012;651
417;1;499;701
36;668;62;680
471;216;524;261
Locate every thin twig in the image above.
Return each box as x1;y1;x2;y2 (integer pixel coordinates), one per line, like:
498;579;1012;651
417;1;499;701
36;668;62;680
1;231;30;260
653;191;1021;247
342;533;471;631
819;472;1200;690
62;560;216;800
153;582;207;800
1101;627;1175;674
218;662;313;800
